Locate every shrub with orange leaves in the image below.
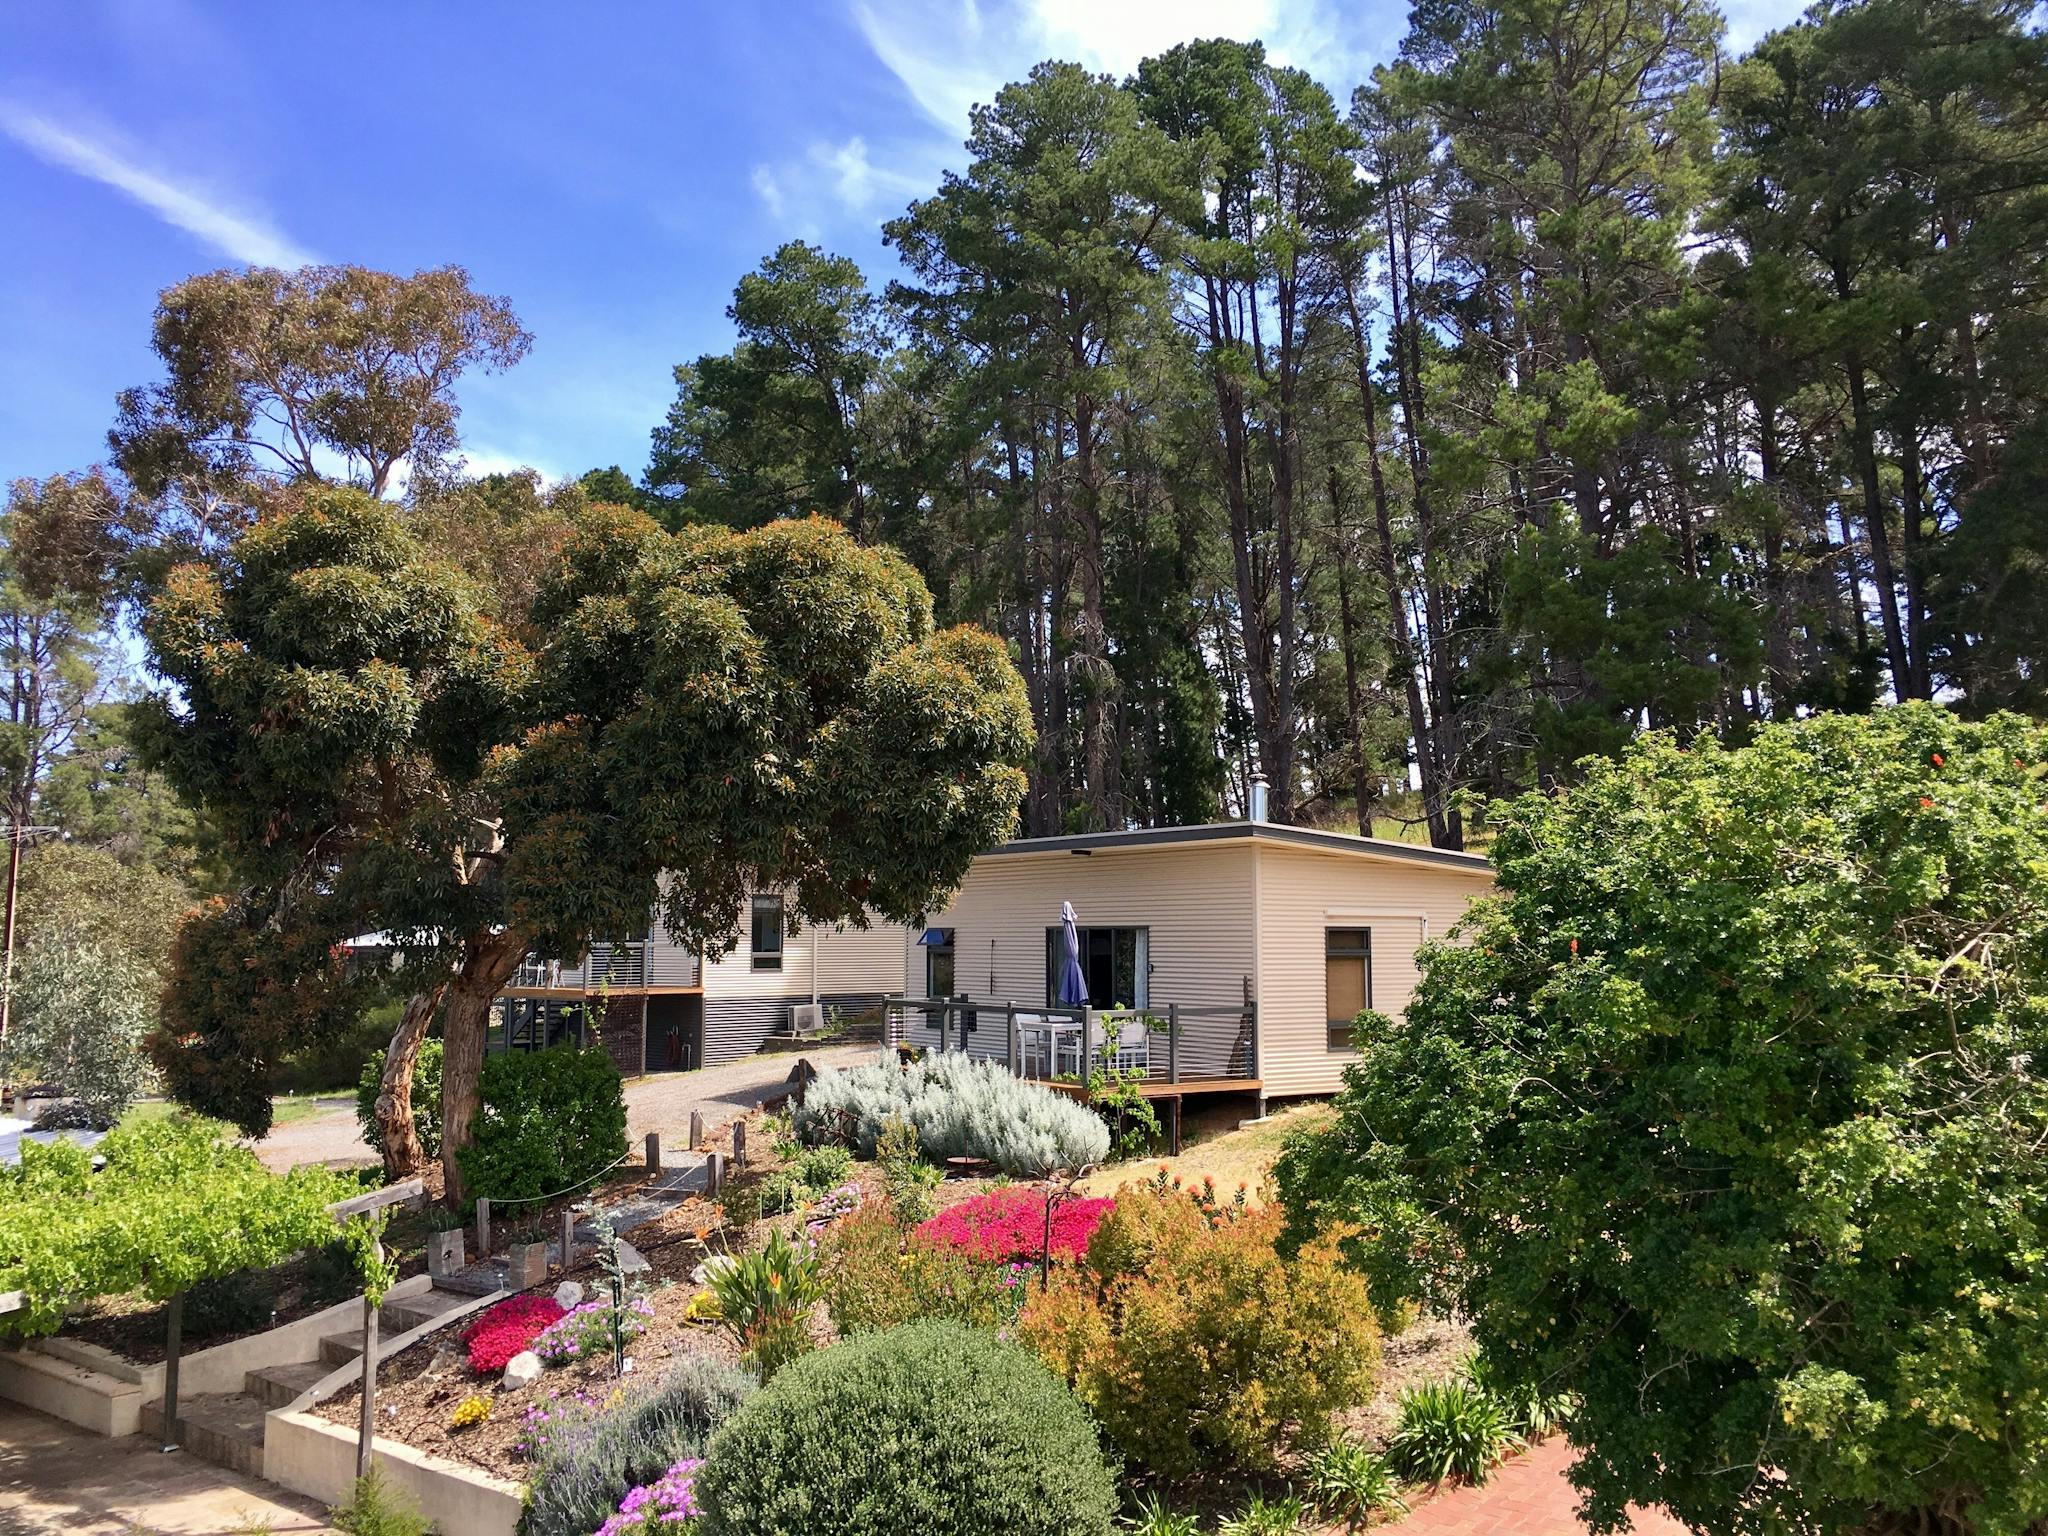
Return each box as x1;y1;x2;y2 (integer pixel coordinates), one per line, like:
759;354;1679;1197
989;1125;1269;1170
1018;1181;1378;1477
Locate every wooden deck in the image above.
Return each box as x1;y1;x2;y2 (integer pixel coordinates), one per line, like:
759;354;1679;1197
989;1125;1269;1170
500;985;703;999
1042;1076;1261;1100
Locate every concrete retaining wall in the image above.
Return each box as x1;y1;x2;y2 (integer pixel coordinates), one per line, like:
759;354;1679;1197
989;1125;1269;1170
0;1273;434;1433
266;1410;523;1536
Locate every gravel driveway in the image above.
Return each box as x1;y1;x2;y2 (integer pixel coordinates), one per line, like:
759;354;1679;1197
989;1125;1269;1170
249;1044;880;1171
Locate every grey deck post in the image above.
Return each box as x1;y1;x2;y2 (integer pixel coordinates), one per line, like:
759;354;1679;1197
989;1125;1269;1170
476;1197;491;1258
357;1280;378;1477
1081;1009;1094;1078
1168;1004;1180;1085
160;1290;183;1452
1005;1005;1018;1076
645;1132;661;1174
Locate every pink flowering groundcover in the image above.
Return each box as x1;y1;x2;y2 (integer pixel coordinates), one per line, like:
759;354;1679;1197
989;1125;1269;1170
462;1294;566;1374
914;1187;1113;1263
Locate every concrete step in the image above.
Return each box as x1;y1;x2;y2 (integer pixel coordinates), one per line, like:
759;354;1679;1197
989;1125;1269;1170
381;1286;472;1333
244;1358;332;1410
140;1390;265;1477
319;1331;365;1367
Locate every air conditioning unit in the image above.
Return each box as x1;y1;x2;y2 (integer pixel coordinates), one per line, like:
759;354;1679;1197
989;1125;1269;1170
789;1003;826;1037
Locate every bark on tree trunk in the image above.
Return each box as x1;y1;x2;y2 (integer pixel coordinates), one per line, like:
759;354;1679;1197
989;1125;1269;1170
439;929;534;1206
373;986;446;1180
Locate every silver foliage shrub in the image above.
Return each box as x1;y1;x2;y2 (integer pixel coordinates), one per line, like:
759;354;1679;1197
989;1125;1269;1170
795;1053;1109;1175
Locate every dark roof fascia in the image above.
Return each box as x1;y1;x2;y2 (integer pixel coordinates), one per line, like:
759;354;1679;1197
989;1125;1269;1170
984;821;1493;873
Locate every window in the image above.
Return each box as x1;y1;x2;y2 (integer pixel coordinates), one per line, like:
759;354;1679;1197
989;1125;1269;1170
1044;926;1149;1009
925;936;956;998
1326;928;1372;1049
751;894;785;972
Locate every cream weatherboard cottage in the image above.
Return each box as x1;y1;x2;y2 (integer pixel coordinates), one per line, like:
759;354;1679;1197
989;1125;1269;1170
491;819;1493;1110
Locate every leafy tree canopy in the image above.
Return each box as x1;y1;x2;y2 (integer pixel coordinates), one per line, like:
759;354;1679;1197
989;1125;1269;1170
1276;704;2048;1535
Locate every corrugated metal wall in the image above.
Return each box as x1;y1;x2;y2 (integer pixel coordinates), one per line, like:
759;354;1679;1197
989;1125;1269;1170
701;992;884;1066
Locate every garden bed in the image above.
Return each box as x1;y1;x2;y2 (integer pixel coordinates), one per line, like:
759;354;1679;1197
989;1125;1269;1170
305;1110;1020;1481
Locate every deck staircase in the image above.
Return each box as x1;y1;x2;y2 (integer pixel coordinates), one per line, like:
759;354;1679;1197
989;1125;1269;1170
137;1284;474;1476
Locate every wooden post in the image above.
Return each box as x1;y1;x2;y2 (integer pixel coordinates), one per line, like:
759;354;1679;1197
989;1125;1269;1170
160;1290;184;1452
357;1278;379;1477
732;1120;746;1170
1168;1003;1180;1086
560;1207;575;1272
688;1110;703;1150
1167;1096;1183;1157
476;1197;491;1259
645;1132;661;1174
707;1151;724;1195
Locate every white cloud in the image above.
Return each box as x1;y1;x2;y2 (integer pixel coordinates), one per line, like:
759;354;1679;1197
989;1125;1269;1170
811;135;927;212
751;164;787;218
849;0;1373;137
0;103;316;269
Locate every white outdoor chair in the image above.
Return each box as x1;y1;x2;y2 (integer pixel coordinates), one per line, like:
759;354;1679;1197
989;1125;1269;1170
1109;1015;1150;1074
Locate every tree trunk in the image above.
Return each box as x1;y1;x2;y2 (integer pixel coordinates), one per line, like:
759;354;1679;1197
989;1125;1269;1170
439;929;534;1205
373;986;446;1180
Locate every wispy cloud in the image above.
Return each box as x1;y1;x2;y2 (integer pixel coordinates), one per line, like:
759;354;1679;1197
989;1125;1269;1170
751;164;788;219
849;0;1372;138
811;135;927;212
0;104;315;268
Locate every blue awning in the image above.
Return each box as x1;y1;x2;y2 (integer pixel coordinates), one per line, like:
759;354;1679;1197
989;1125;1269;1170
916;927;955;947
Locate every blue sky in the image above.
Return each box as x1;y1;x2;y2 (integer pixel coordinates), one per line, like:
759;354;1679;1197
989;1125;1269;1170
1;0;1811;492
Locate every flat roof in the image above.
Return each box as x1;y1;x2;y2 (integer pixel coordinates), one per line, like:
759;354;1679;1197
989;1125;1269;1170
986;820;1493;873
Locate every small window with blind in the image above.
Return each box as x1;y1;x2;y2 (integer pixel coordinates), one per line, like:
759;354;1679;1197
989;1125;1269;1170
1326;928;1372;1049
751;894;785;972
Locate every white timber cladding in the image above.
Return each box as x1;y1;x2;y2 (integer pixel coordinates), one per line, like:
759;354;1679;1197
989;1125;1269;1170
913;842;1259;1012
696;907;909;1001
1253;842;1496;1097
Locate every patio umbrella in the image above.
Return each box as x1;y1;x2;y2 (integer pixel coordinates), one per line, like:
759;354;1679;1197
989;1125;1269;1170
1056;900;1089;1008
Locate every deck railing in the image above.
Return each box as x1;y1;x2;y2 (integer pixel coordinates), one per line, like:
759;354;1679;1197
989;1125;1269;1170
509;943;698;990
875;995;1258;1086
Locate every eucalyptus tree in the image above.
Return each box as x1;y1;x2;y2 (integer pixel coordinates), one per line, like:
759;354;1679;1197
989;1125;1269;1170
143;486;1031;1200
110;263;530;562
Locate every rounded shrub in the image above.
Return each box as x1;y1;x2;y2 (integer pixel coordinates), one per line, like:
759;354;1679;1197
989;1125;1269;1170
454;1043;625;1203
697;1319;1118;1536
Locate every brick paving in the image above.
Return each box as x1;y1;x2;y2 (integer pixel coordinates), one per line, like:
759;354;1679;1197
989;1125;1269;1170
1383;1436;1690;1536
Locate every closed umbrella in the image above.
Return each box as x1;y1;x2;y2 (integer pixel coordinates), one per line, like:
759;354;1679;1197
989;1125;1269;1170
1056;901;1089;1007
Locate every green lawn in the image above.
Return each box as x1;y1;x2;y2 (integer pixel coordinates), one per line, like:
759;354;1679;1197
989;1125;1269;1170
117;1093;350;1134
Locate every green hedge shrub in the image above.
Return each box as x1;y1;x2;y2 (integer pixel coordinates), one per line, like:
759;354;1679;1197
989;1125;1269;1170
697;1319;1117;1536
354;1038;444;1159
1273;705;2048;1534
519;1355;754;1536
793;1052;1109;1174
454;1045;625;1204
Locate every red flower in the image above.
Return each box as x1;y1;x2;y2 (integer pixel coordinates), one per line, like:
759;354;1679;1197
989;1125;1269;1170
1931;752;1945;768
461;1295;565;1374
1569;937;1579;956
1919;797;1935;809
915;1187;1114;1263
